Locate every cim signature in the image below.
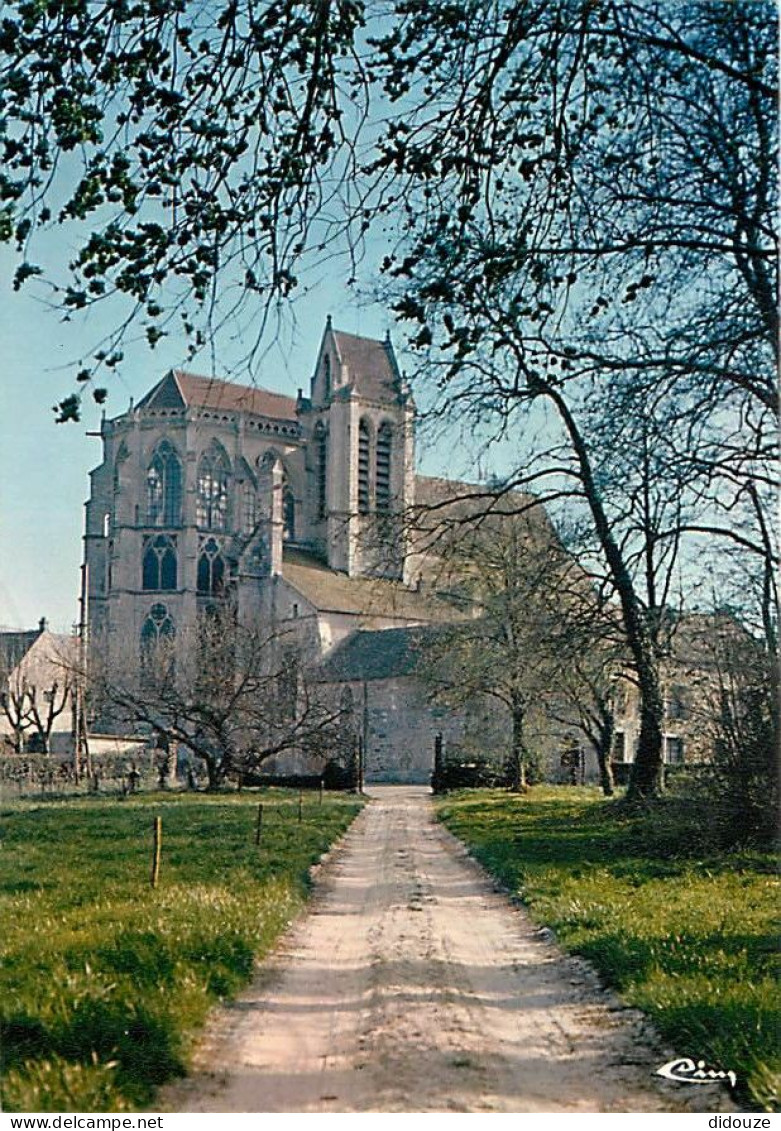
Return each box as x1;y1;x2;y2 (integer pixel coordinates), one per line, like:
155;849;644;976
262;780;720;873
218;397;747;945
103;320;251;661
657;1057;737;1089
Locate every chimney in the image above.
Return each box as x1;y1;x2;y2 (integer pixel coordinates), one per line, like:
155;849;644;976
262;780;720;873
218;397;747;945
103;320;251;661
38;617;48;634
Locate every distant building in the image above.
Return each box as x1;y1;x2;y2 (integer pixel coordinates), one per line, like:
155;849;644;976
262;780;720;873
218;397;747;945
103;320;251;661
610;613;751;771
0;619;76;754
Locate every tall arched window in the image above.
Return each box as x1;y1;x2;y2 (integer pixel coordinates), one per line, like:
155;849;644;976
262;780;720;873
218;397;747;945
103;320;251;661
323;354;331;400
197;444;231;530
283;487;296;542
241;481;257;536
376;423;392;512
146;440;182;526
197;536;225;596
358;418;371;514
140;603;176;681
315;424;327;520
142;534;178;591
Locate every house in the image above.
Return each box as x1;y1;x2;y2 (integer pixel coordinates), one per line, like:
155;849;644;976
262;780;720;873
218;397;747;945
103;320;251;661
610;613;752;771
0;620;76;754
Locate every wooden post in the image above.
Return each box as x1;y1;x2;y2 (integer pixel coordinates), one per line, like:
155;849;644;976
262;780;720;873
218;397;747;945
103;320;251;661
150;816;162;888
298;789;303;823
255;802;263;846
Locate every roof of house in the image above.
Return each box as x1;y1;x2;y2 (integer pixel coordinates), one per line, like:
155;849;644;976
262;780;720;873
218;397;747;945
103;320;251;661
0;628;77;676
0;629;42;671
331;329;401;402
137;370;298;421
281;548;464;623
317;623;450;682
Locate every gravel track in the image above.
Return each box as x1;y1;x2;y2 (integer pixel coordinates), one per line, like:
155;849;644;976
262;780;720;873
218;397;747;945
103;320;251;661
166;786;733;1113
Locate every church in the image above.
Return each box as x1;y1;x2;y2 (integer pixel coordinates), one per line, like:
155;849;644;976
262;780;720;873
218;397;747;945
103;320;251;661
80;317;709;785
83;319;490;782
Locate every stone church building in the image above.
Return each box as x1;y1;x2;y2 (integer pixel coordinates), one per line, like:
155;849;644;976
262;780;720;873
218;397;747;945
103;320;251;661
84;320;479;782
83;318;712;784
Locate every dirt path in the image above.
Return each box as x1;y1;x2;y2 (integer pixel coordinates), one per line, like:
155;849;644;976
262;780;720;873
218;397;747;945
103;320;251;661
166;786;732;1113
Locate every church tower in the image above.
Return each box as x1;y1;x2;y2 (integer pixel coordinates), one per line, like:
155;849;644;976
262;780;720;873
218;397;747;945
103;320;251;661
299;317;415;580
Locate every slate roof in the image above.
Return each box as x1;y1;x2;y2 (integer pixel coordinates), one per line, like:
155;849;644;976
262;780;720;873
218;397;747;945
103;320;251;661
137;370;298;421
282;548;464;623
0;629;41;671
331;329;400;402
317;623;450;682
0;629;77;676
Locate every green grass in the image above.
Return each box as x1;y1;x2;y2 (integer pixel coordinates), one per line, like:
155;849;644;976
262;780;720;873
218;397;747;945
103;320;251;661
436;786;780;1112
0;788;362;1112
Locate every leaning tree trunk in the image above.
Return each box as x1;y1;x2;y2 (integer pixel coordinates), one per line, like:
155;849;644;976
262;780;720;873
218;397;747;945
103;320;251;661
546;385;664;799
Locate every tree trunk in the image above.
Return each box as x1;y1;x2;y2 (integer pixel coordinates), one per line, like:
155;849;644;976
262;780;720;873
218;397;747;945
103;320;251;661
545;385;664;798
509;700;527;792
627;663;664;800
597;712;615;797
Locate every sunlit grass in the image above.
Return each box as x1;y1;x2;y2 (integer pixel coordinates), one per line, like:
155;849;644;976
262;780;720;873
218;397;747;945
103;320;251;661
0;789;362;1112
436;786;779;1112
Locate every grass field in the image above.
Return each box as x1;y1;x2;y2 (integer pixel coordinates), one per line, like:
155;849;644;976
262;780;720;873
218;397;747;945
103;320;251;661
0;789;362;1112
436;786;779;1112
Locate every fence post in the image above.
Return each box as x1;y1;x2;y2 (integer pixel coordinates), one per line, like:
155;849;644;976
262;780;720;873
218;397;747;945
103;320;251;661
150;816;162;888
255;802;263;846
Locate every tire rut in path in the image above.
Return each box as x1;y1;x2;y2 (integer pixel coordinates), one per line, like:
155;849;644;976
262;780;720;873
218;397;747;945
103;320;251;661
166;786;733;1113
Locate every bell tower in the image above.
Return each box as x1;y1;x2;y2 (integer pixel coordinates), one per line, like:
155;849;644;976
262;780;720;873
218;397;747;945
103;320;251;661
302;319;415;579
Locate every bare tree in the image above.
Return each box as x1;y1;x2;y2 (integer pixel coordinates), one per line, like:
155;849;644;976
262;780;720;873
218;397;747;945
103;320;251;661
22;678;73;754
0;653;73;754
0;675;35;753
381;2;776;798
417;504;612;791
83;604;346;789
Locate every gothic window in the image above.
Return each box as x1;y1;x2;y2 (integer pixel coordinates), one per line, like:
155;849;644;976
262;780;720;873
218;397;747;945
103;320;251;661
323;354;331;399
283;487;296;542
146;440;182;527
315;424;327;520
197;536;225;596
142;534;178;591
358;418;371;514
376;422;392;512
241;481;258;536
140;603;176;677
197;444;231;530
